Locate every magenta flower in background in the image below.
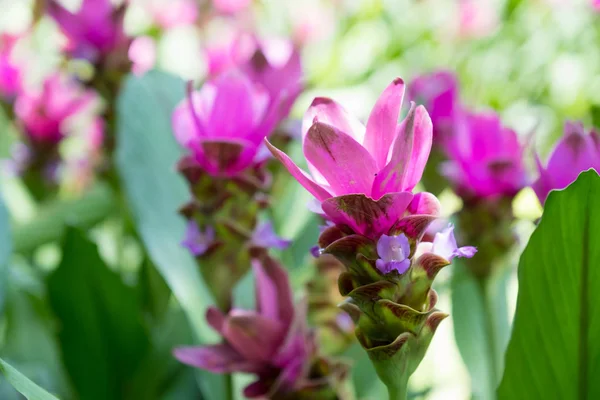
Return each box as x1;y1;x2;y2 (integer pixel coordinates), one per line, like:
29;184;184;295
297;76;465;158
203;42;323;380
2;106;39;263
14;74;100;145
267;78;440;238
213;0;252;14
48;0;127;61
172;72;284;177
409;71;460;142
174;257;311;398
442;110;527;199
533;121;600;204
142;0;199;29
0;34;22;99
593;0;600;11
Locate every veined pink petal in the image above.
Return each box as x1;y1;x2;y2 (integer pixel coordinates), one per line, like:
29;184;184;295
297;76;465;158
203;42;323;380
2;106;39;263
265;139;332;201
372;104;432;198
363;78;406;168
302;97;366;144
191;138;258;177
206;306;226;334
173;344;259;373
223;313;287;362
303;122;378;196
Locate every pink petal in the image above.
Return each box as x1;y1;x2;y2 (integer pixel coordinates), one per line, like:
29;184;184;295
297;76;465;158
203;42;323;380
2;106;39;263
265;139;332;201
371;104;433;198
303;122;378;197
252;257;294;327
321;192;414;239
206;306;226;334
302;97;366;144
192;139;258;177
223;312;287;362
407;192;441;216
173;344;259;373
363;78;406;168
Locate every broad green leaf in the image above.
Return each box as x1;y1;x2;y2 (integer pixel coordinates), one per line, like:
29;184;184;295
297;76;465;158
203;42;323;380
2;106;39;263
47;229;149;400
115;71;224;398
452;260;511;400
0;358;59;400
498;169;600;399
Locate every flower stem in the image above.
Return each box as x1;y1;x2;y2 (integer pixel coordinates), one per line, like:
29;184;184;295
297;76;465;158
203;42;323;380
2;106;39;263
386;375;409;400
478;277;499;390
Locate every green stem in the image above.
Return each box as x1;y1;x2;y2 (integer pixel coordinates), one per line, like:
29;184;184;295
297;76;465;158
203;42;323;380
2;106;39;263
225;373;234;400
478;278;499;389
387;379;408;400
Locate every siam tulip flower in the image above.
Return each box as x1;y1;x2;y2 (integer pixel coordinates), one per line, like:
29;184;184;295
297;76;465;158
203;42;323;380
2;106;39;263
48;0;127;62
409;70;460;142
14;73;100;146
174;256;348;399
172;71;283;177
533;121;600;204
267;78;439;239
442;110;528;199
0;34;23;99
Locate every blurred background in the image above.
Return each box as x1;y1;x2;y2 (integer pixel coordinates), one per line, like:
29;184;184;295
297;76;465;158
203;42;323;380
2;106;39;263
0;0;598;399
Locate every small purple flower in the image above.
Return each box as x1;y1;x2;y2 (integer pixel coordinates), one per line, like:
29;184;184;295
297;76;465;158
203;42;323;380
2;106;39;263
431;224;477;261
249;221;291;250
376;234;411;274
310;245;321;258
181;221;215;256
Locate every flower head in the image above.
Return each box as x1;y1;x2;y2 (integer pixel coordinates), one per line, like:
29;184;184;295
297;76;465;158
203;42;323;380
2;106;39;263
174;257;312;398
267;78;439;238
172;72;283;177
14;74;100;145
442;110;528;199
533;121;600;204
49;0;127;61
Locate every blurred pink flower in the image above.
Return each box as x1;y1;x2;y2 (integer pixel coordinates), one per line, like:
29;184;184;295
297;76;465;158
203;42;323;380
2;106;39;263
458;0;498;39
267;78;440;238
0;34;23;98
143;0;199;28
533;121;600;204
49;0;127;61
172;72;283;177
594;0;600;11
14;74;99;145
213;0;252;14
409;71;460;143
174;256;312;398
128;36;157;76
443;110;528;199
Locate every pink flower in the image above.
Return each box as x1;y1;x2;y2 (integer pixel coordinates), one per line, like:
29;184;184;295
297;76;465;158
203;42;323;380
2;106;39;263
48;0;127;61
457;0;498;39
174;257;311;398
213;0;252;14
140;0;198;29
533;121;600;204
267;78;439;238
128;36;157;76
172;72;282;177
593;0;600;11
442;110;528;199
409;71;460;142
0;34;22;98
14;74;99;145
206;35;303;118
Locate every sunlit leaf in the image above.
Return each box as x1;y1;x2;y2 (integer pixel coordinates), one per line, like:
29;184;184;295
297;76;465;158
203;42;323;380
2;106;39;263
0;358;59;400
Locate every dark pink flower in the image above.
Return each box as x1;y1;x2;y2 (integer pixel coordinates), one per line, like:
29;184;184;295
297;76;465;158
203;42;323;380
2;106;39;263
442;110;527;199
409;71;460;142
533;121;600;204
0;34;22;98
48;0;127;61
267;78;439;238
174;257;311;398
172;72;283;177
14;74;99;145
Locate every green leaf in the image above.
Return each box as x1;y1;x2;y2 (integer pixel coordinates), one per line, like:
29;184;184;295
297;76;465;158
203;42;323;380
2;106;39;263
115;71;224;398
452;260;511;400
497;169;600;399
0;358;59;400
47;229;149;400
